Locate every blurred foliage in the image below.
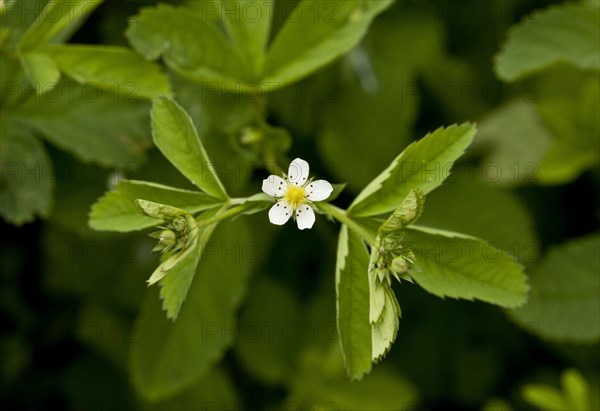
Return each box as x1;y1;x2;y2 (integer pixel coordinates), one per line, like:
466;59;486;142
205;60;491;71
1;0;599;410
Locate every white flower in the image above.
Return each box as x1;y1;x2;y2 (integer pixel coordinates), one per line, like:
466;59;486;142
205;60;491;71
262;158;333;230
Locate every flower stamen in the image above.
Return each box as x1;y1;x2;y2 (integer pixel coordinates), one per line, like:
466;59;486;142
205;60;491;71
284;185;306;209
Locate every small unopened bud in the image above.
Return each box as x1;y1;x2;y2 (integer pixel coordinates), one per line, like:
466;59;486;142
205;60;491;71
383;236;398;251
391;256;409;274
172;217;186;231
159;230;176;246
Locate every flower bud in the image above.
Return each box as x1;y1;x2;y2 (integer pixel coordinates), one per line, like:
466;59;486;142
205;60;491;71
391;256;409;274
158;230;176;246
171;217;186;231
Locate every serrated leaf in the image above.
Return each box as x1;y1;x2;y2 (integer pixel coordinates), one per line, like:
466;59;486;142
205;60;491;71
130;218;253;400
379;189;425;232
0;126;54;225
348;123;476;218
157;206;225;320
168;73;258;193
262;0;394;87
40;44;171;99
20;51;60;95
495;3;600;81
221;0;273;73
151;96;227;199
126;4;250;88
418;178;539;264
18;0;103;51
90;180;222;232
510;234;600;343
335;224;372;380
370;283;400;362
154;239;202;319
135;198;190;221
405;225;529;308
367;231;403;362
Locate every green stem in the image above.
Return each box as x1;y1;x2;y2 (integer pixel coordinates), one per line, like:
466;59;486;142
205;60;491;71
317;202;375;245
195;202;253;229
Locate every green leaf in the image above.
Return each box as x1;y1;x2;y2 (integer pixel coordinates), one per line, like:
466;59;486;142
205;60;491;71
221;0;273;73
405;226;529;308
509;234;600;343
126;4;250;88
364;192;426;363
379;189;425;232
168;74;257;193
536;74;599;184
0;126;54;225
13;81;151;166
262;0;394;87
418;179;539;264
130;218;253;400
495;3;600;81
18;0;103;51
335;225;372;380
169;73;292;193
475;102;552;186
20;51;61;95
40;44;171;99
151;96;228;199
89;180;222;232
157;206;224;320
348;123;477;218
154;238;203;319
369;279;400;363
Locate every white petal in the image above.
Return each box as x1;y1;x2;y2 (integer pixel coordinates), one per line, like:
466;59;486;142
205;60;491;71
262;175;288;197
287;158;310;186
268;200;292;225
305;180;333;201
296;205;316;230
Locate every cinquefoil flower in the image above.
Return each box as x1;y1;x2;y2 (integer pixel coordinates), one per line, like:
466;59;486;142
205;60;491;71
262;158;333;230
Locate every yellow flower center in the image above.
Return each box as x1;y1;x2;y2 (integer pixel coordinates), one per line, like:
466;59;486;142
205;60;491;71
284;185;306;209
